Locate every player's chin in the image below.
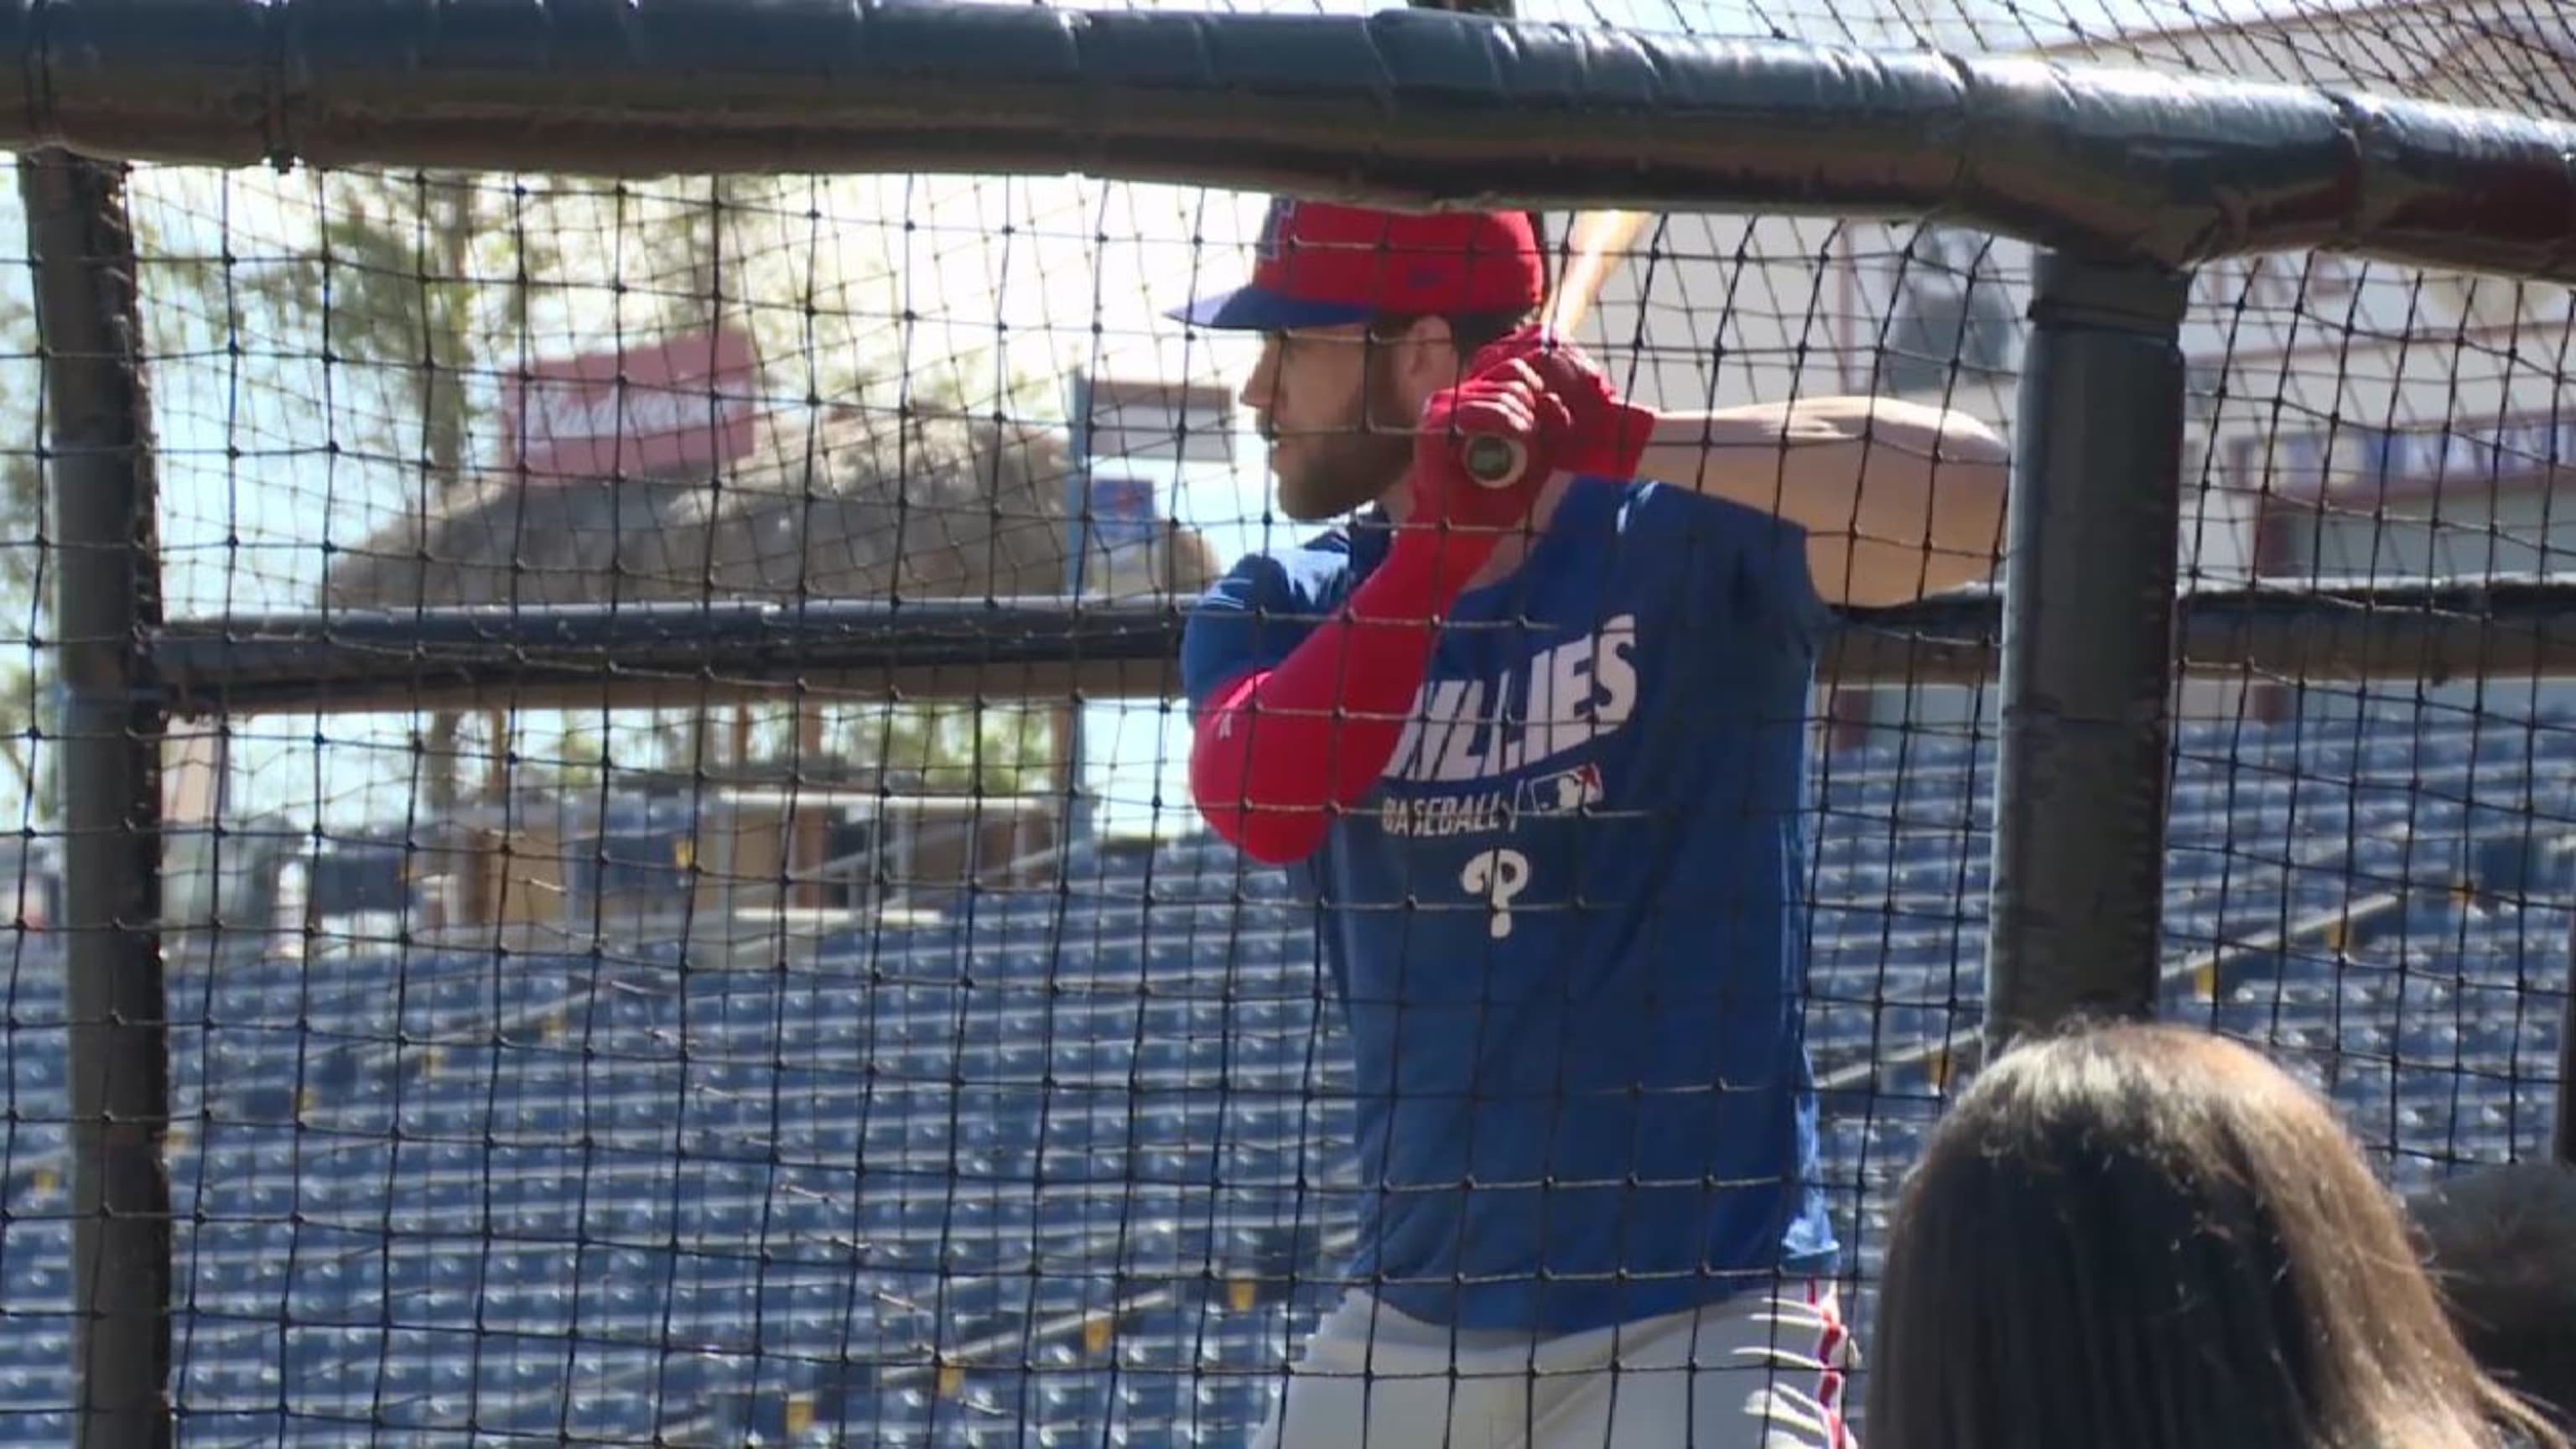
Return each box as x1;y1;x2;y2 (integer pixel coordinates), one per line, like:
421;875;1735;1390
1272;468;1358;523
1275;445;1404;522
1272;483;1348;524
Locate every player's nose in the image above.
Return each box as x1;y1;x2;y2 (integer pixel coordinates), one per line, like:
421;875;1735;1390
1239;335;1282;412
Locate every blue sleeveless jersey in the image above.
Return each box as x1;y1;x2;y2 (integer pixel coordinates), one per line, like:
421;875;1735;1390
1181;478;1840;1335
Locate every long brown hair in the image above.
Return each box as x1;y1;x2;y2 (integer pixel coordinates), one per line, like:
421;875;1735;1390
1865;1022;2566;1449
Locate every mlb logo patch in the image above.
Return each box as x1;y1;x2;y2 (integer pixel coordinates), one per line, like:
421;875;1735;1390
1517;762;1605;816
1255;198;1297;263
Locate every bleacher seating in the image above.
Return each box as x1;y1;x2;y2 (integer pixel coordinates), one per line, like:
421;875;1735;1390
0;712;2565;1444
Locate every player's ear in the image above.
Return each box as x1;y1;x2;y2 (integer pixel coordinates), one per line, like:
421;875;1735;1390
1385;314;1465;396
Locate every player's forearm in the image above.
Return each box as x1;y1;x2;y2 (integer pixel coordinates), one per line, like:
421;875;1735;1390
1190;532;1490;865
1638;399;2009;605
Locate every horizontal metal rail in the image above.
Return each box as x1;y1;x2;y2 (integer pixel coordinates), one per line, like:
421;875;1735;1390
143;575;2576;714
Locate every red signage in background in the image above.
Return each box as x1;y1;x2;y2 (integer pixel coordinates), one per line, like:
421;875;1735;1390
503;326;762;481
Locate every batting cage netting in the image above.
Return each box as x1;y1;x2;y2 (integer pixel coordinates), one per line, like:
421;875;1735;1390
0;0;2573;1444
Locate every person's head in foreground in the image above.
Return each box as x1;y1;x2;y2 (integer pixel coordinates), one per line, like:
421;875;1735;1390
1169;199;1546;522
1865;1021;2567;1449
2411;1158;2576;1428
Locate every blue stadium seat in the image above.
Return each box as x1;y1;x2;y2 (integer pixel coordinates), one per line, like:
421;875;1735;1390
1;711;2568;1446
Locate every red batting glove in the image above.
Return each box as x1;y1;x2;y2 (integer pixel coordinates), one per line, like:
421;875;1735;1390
1412;353;1574;533
1394;354;1567;598
1446;326;1659;483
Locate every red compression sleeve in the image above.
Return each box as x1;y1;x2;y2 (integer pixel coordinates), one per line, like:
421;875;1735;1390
1191;532;1490;865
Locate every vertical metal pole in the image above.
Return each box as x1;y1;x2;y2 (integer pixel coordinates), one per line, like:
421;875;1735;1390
2555;900;2573;1166
1984;252;2189;1057
23;151;171;1448
1061;371;1093;847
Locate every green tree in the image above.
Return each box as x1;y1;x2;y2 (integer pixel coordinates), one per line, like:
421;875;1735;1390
143;167;1068;834
509;719;609;795
285;172;515;822
139;168;572;822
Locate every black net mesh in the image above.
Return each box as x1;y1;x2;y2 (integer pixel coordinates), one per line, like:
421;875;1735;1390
0;0;2568;1445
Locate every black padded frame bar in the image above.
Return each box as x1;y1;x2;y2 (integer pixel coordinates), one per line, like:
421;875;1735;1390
0;3;2565;281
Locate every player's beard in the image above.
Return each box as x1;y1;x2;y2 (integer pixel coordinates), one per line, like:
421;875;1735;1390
1271;367;1414;523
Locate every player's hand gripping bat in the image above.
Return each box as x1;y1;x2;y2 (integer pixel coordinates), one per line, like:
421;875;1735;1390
1454;209;1649;490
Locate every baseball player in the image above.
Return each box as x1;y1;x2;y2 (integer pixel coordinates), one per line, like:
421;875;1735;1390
1175;199;2008;1449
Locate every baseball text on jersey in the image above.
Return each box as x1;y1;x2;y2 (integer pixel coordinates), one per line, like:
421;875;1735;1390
1378;761;1609;839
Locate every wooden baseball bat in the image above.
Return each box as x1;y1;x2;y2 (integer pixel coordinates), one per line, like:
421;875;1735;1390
1394;3;1650;488
1462;208;1650;486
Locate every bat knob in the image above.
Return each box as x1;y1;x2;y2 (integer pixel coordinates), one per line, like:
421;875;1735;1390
1459;434;1526;490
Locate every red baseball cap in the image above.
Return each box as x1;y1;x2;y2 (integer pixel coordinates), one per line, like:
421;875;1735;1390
1171;199;1545;331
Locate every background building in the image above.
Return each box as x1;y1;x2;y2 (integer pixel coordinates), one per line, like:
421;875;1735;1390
1576;0;2576;736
